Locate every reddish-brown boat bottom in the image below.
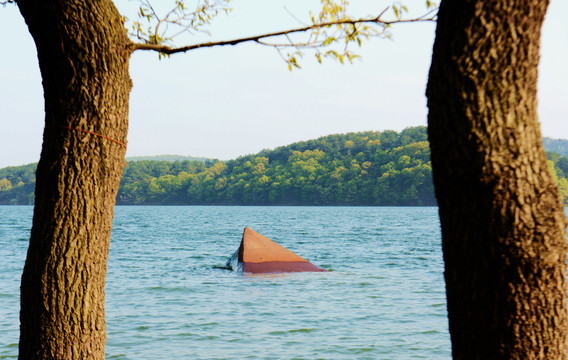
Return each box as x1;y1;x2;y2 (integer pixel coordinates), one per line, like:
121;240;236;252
243;261;327;273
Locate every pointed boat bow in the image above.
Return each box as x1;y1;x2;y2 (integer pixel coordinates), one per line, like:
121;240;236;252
235;227;326;273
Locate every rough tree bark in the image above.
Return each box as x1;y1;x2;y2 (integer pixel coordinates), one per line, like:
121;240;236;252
427;0;568;359
16;0;131;358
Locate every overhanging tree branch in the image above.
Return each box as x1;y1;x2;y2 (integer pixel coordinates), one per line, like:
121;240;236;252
132;11;437;55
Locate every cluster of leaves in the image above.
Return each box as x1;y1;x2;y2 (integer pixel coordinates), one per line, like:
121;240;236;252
273;0;438;70
285;0;373;69
128;0;232;47
3;128;568;206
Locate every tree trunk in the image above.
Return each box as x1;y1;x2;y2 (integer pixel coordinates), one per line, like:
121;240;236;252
427;0;568;359
16;1;132;358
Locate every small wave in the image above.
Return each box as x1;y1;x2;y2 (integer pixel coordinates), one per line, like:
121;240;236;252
106;354;127;359
348;346;375;354
288;328;314;333
195;335;219;341
268;328;315;335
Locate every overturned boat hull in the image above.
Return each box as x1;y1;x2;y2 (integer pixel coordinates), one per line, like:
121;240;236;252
227;227;326;273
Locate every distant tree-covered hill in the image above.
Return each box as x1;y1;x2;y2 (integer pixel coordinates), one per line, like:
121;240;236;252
125;155;212;162
543;138;568;157
2;128;568;205
117;126;435;205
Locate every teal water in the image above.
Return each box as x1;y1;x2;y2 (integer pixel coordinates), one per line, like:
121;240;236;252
1;206;449;359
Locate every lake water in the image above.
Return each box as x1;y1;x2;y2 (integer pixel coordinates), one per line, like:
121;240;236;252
1;206;449;359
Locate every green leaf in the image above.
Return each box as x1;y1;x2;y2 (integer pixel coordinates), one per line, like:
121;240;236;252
392;5;399;19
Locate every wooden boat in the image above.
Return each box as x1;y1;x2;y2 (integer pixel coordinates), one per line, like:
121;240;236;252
226;227;326;273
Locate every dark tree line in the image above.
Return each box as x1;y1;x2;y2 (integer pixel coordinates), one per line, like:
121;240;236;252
3;127;568;207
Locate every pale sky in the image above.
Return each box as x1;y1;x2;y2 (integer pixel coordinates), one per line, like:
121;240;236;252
1;1;566;169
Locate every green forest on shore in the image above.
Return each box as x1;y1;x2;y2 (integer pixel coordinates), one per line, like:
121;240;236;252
2;126;568;206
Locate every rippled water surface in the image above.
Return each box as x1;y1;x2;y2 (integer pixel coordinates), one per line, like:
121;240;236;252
1;206;449;359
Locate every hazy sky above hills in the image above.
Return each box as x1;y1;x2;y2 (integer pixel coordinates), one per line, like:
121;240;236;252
1;1;566;168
